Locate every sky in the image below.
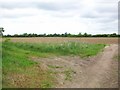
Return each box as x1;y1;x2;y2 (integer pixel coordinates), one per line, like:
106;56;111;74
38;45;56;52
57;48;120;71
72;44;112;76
0;0;118;35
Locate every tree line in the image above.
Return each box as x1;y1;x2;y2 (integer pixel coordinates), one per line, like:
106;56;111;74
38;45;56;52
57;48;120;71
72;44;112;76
3;32;120;37
1;27;119;37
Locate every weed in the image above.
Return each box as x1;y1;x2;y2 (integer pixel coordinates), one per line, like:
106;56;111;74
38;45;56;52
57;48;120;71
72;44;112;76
41;80;53;88
64;68;74;81
4;38;11;42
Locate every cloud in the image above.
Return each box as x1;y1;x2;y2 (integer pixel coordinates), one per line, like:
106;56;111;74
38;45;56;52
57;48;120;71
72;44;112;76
0;0;118;35
0;1;80;11
0;8;40;19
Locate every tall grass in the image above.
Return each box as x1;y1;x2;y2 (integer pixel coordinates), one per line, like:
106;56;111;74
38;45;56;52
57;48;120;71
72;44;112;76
4;41;105;58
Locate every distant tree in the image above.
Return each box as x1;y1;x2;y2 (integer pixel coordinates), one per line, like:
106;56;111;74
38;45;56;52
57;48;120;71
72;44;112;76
78;32;82;37
28;33;32;37
83;33;88;37
64;32;68;37
4;34;11;37
43;33;46;37
23;33;28;37
14;34;19;37
34;34;38;37
118;34;120;37
67;33;72;37
46;34;53;37
61;34;64;37
110;33;117;37
0;27;5;36
87;34;92;37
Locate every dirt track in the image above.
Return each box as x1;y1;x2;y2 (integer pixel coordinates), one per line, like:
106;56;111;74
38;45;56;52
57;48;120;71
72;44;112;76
32;44;118;88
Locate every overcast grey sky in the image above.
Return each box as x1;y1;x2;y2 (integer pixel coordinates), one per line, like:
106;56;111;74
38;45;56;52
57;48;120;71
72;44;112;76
0;0;118;35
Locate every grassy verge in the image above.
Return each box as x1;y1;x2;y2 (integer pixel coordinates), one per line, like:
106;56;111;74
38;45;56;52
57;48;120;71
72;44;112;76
2;41;54;88
2;40;105;88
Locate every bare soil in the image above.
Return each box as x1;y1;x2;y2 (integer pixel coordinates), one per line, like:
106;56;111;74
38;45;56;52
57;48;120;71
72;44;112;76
31;44;118;88
8;37;118;44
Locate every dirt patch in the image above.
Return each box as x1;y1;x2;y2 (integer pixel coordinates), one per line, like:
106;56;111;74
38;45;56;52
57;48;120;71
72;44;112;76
31;44;118;88
3;65;53;88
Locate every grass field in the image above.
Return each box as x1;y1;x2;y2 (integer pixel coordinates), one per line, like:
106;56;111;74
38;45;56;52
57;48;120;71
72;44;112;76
2;38;106;88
